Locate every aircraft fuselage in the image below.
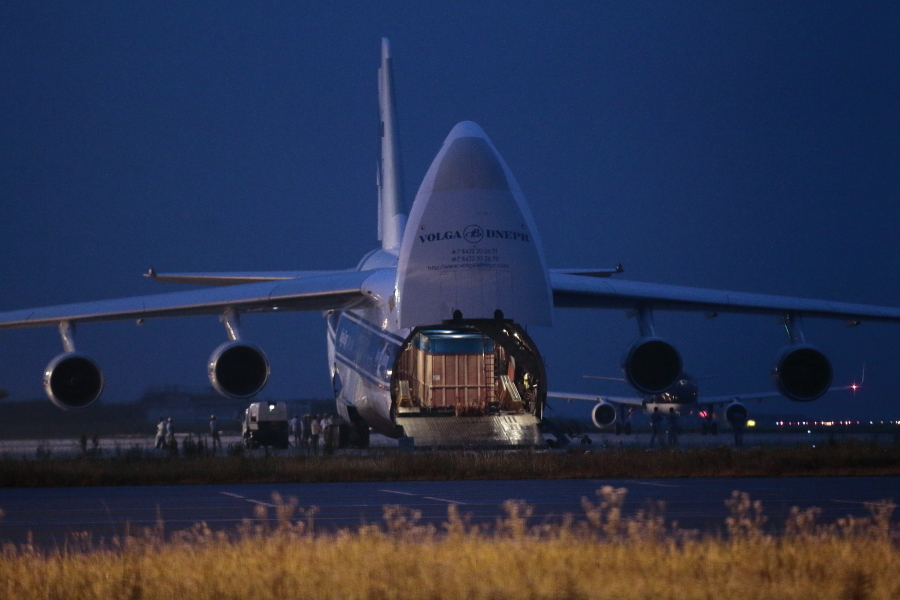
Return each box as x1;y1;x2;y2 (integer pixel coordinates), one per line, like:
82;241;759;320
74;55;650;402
325;119;556;444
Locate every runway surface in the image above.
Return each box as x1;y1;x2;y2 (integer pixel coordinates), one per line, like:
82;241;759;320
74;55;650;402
0;476;897;549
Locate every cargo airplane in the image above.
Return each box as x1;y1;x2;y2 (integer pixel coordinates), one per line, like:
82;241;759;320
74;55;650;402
1;39;899;447
549;371;862;435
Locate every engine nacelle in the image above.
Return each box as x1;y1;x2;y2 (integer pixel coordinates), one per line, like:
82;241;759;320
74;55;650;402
591;402;617;428
43;352;104;409
621;337;683;395
208;341;270;399
724;401;747;425
772;344;832;402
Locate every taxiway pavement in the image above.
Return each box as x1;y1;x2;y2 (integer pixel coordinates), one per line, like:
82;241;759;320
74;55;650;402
0;476;897;549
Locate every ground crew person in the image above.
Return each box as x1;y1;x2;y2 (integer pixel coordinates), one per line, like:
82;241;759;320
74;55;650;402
649;407;664;447
667;408;680;446
210;415;221;451
321;414;334;454
302;414;312;446
155;418;166;449
290;414;301;448
731;411;747;447
165;417;175;449
309;415;321;454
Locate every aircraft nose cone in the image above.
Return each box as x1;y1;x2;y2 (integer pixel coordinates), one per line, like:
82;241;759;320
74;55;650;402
446;120;488;139
433;128;510;192
397;120;553;328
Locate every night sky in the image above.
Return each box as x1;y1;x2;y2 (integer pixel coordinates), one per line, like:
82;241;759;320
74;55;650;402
2;3;899;421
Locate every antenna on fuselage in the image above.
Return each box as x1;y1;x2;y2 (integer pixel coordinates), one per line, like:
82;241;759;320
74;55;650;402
377;37;407;251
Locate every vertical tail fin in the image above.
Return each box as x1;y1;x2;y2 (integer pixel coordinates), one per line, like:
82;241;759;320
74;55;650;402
378;38;406;251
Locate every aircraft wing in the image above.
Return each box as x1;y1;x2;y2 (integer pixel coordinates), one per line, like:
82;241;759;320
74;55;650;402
547;391;644;406
0;270;375;331
551;273;900;322
699;382;857;407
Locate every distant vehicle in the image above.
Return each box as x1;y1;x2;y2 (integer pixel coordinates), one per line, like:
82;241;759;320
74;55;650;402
241;401;289;449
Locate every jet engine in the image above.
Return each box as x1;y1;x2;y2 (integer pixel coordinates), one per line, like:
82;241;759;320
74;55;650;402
621;337;682;395
591;402;617;428
43;352;104;410
724;401;747;425
208;341;270;399
772;344;832;402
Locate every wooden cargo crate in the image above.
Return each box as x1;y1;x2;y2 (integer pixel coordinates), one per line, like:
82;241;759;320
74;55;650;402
396;331;497;411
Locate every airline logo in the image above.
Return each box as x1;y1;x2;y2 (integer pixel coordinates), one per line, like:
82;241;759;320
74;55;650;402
417;224;530;244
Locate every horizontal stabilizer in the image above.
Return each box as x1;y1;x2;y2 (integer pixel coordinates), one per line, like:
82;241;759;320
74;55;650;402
145;269;355;286
551;265;623;278
547;391;644;406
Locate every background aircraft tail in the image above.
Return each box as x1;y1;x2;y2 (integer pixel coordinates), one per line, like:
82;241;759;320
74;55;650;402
377;38;406;251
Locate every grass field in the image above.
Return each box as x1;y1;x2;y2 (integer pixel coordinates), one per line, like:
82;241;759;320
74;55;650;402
2;443;900;598
1;487;898;599
2;439;900;487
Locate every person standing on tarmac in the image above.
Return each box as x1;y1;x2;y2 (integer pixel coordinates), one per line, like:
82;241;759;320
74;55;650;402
309;415;322;454
666;408;680;446
320;414;333;452
301;414;312;447
730;411;747;447
321;414;334;454
209;415;221;451
165;417;175;449
155;418;166;449
289;414;301;448
649;407;664;447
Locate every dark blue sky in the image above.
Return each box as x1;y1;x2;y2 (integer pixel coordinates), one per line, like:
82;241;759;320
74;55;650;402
2;2;899;420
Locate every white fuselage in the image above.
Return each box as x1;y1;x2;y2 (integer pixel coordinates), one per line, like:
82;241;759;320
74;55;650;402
325;121;555;439
327;250;406;434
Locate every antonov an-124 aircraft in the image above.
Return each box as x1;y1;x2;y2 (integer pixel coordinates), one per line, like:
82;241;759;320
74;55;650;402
2;39;900;447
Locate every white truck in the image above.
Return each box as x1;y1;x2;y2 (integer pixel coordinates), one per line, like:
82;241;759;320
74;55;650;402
241;401;289;449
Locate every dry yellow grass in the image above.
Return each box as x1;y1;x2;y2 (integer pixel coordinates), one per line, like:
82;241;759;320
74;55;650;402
1;488;899;600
